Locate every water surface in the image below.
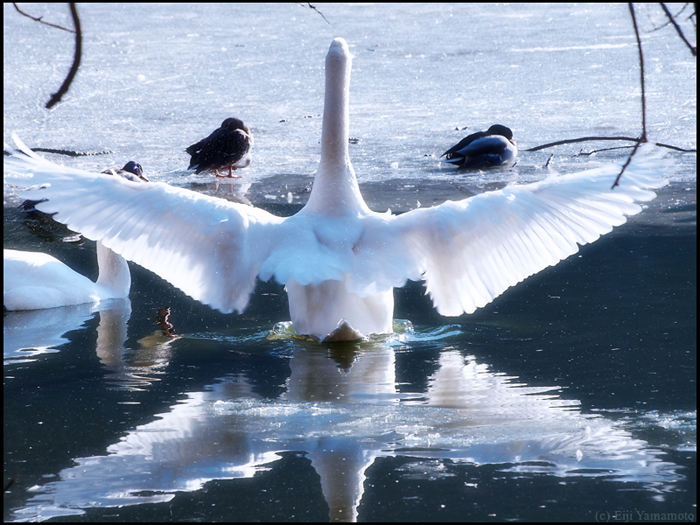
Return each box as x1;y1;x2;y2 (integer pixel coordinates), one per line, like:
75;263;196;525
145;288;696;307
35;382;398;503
3;3;696;522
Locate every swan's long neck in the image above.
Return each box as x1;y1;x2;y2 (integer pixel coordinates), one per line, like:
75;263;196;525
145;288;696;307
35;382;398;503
95;241;131;298
305;38;370;216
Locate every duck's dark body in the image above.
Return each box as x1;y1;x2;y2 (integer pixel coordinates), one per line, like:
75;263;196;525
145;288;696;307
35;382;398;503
186;118;253;177
441;124;517;169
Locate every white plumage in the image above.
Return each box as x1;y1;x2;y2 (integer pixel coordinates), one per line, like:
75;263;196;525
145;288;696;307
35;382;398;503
4;38;666;340
4;164;146;311
4;243;130;310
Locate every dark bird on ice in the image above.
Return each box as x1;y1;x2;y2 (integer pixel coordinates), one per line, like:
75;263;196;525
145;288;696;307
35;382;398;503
186;117;254;177
441;124;517;169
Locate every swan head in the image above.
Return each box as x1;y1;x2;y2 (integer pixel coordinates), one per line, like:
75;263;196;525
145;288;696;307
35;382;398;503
327;37;351;61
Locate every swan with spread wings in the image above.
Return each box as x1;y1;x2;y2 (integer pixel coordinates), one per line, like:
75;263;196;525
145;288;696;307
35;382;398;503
4;38;666;341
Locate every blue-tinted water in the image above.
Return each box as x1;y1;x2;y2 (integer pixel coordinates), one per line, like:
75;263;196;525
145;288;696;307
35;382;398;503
4;3;696;522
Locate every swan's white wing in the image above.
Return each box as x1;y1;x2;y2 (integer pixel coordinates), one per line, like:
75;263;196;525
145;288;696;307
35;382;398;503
353;155;668;316
4;139;284;314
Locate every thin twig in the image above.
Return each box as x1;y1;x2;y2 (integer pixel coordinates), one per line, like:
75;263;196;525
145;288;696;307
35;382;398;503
653;141;696;152
612;140;643;189
12;3;75;33
526;136;695;153
577;146;636;156
526;136;640;152
630;3;647;143
611;4;647;189
660;2;697;55
46;3;82;109
300;3;330;24
528;4;695;159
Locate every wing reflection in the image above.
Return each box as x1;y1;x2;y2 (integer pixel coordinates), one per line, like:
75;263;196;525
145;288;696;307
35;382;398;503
11;341;680;522
3;300;130;364
3;298;177;391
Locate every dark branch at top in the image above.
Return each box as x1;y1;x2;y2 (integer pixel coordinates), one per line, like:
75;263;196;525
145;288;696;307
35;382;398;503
45;3;82;109
12;3;76;33
300;3;330;24
660;2;697;55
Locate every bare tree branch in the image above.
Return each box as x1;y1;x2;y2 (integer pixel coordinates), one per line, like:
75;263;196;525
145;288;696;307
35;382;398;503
577;146;634;156
12;2;75;33
660;2;697;55
630;3;647;144
578;143;695;155
526;136;640;152
612;140;646;190
526;136;695;153
611;3;647;189
299;3;330;24
45;3;82;109
527;5;695;186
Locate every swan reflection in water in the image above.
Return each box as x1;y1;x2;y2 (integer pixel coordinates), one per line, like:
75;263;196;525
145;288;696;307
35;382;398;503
7;310;681;522
4;303;100;364
4;299;176;390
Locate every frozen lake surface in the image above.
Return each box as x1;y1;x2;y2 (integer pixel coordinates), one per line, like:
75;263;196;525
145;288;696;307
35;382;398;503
3;3;696;522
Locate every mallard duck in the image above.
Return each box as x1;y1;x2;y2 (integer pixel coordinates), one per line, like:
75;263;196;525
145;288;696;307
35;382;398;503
186;118;253;177
4;39;666;340
101;160;148;182
441;124;517;168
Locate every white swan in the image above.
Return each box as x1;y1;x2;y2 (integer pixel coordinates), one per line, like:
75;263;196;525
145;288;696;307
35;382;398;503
4;38;666;340
4;164;145;311
4;242;131;311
